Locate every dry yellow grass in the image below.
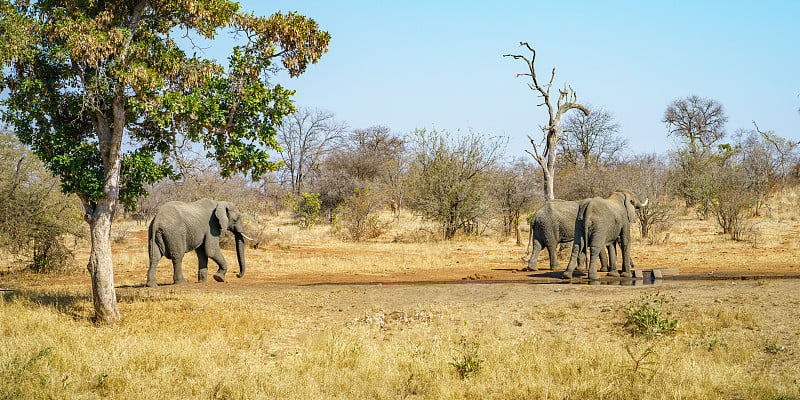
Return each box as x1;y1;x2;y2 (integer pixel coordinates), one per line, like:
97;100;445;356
2;280;800;399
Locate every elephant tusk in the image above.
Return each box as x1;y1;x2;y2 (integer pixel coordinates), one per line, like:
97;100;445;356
241;233;254;241
641;199;649;207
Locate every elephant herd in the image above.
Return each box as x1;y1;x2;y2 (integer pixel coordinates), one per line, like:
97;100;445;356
144;190;646;286
523;189;648;280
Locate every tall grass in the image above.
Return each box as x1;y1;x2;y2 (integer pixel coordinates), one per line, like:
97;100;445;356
2;284;799;399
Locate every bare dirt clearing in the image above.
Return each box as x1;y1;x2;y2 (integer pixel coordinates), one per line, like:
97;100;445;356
4;212;799;291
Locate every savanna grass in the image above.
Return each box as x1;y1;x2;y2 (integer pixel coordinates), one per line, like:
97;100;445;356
2;284;800;399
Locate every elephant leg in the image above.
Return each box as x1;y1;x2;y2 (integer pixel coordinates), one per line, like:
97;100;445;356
577;248;587;272
562;241;582;279
526;239;543;271
587;242;602;280
619;236;633;278
209;246;229;282
605;244;620;277
196;247;209;283
172;254;188;285
546;241;562;271
146;245;161;287
598;245;610;272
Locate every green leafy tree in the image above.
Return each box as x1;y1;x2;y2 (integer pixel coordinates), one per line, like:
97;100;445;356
0;1;329;323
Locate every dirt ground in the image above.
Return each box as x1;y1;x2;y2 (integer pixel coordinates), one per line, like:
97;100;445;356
2;212;800;307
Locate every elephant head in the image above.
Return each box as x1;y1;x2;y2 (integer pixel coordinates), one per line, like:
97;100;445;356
215;201;249;278
614;189;648;222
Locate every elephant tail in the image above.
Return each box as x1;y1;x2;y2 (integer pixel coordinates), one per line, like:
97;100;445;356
148;221;166;260
521;221;535;262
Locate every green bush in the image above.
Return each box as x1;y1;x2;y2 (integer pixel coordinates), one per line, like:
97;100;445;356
286;192;321;229
623;292;679;337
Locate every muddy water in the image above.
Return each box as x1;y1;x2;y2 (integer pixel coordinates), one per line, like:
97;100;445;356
301;274;800;287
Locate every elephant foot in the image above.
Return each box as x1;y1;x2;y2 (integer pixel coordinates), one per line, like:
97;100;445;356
561;271;573;279
621;271;633;278
588;273;601;280
145;281;157;288
599;266;609;272
549;266;562;271
198;269;208;282
607;270;620;277
213;272;226;282
174;278;188;285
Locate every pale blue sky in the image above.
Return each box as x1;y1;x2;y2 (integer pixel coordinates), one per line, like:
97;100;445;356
228;1;799;157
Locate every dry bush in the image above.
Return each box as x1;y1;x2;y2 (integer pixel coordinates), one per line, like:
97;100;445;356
334;186;389;241
0;131;84;273
489;159;540;245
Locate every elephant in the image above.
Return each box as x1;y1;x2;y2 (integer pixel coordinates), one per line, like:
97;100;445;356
522;199;615;272
146;199;251;287
562;189;648;280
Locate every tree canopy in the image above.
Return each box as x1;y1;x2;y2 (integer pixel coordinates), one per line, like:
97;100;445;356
0;0;330;210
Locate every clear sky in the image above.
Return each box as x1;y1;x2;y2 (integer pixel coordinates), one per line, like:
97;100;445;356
223;0;799;158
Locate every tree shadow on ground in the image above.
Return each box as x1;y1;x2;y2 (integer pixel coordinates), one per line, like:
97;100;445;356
1;288;180;322
1;289;91;320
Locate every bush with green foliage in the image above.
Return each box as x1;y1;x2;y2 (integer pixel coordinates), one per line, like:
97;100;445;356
407;128;503;239
286;192;321;229
623;292;679;337
449;337;483;380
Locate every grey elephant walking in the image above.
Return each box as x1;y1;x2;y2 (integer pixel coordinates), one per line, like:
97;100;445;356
146;199;250;287
523;199;616;272
562;189;647;280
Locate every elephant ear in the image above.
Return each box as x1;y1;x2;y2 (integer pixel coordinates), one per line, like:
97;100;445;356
215;202;229;232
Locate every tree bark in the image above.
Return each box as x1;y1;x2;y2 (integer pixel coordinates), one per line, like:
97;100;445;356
84;94;125;324
86;198;120;324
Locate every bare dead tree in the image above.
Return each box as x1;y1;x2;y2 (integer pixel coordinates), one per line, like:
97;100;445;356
504;42;589;200
276;108;347;194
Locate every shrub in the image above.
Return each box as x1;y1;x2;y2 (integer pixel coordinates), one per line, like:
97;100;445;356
0;131;84;272
623;292;679;337
335;186;387;240
286;192;321;229
449;337;482;380
407;128;503;239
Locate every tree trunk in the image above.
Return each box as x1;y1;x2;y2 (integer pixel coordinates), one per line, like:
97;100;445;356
85;95;125;324
86;198;120;324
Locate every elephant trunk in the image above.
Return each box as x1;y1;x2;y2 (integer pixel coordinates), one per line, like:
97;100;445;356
235;232;246;278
